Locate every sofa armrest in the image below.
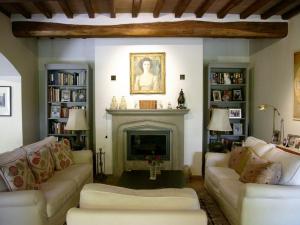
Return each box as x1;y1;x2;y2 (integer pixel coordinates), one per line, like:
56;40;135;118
67;208;207;225
0;190;47;225
72;150;93;164
240;183;300;225
205;152;229;168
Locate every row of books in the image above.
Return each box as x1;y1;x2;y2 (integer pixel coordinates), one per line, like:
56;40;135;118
48;71;86;86
48;87;87;102
211;72;244;85
49;122;70;134
49;106;85;118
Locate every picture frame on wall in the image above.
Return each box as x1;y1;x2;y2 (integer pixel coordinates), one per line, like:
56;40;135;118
228;108;242;118
130;52;166;94
294;52;300;120
0;86;12;116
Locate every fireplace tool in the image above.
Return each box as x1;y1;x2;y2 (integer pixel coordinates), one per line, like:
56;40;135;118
96;148;107;181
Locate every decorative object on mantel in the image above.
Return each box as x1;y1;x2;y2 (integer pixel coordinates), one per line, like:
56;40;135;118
119;96;127;110
110;96;118;109
258;103;283;143
176;89;187;109
139;100;157;109
167;102;172;109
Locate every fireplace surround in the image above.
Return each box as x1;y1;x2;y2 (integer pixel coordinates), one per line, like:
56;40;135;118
107;109;189;176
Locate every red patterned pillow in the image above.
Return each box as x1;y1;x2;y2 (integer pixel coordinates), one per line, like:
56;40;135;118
49;139;73;170
0;148;39;191
25;145;55;183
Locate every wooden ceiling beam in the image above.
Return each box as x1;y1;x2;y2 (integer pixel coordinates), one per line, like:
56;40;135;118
33;1;52;18
174;0;191;18
132;0;142;18
282;4;300;20
195;0;216;18
240;0;272;19
12;3;31;18
108;0;116;18
217;0;242;19
261;0;294;20
12;21;288;39
0;5;10;17
153;0;165;18
57;0;73;18
82;0;95;18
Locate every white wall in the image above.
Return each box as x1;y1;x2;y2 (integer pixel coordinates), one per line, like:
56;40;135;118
250;14;300;141
0;12;38;145
94;38;203;175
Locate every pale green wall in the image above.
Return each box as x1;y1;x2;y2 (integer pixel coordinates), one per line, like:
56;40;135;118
0;12;39;145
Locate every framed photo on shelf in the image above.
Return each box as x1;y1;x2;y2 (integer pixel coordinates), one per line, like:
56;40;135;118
0;86;11;116
61;89;71;102
233;123;243;135
76;90;86;102
222;90;232;101
212;90;222;101
229;108;242;118
51;105;61;118
294;138;300;149
287;134;300;147
232;89;243;101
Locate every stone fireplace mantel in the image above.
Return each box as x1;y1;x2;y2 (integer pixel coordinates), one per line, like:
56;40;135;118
106;109;189;176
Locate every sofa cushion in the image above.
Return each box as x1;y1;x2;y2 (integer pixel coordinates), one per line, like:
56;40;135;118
218;179;244;209
240;161;282;184
206;166;239;188
49;139;74;170
243;136;274;157
41;179;77;217
228;147;252;174
262;147;300;185
26;145;55;183
0;148;38;191
49;164;92;189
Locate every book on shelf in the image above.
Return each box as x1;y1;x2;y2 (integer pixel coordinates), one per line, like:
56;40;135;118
48;71;86;86
50;121;70;134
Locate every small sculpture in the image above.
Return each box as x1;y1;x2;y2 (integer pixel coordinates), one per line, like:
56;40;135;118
119;96;127;110
110;96;118;109
177;89;186;109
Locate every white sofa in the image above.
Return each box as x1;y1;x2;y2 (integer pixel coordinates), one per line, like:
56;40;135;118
0;140;93;225
205;136;300;225
66;183;208;225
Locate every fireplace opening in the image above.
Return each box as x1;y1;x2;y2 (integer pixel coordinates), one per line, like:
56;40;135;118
127;130;170;160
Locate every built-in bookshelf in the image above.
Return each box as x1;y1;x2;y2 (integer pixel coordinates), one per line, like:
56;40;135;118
45;63;91;149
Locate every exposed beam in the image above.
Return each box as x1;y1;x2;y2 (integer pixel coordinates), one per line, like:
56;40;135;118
261;0;294;20
282;4;300;20
240;0;272;19
57;0;73;18
195;0;216;18
0;5;10;17
174;0;191;18
153;0;165;18
33;1;52;18
82;0;95;18
12;21;288;39
217;0;242;19
132;0;142;18
12;3;31;18
108;0;116;18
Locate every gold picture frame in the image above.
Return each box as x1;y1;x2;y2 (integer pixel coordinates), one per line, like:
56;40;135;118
130;52;166;94
294;52;300;120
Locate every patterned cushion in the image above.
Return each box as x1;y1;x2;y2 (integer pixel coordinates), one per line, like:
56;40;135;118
228;147;252;174
240;162;282;184
0;148;39;191
49;139;73;170
25;145;55;183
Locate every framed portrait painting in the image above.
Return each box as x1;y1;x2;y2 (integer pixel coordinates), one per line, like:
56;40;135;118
130;52;166;94
0;86;11;116
294;52;300;120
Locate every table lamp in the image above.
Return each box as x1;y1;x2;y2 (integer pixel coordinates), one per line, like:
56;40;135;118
65;108;89;150
207;108;232;152
258;103;283;143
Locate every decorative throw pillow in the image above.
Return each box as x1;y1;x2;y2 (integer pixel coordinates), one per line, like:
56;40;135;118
49;139;73;170
228;147;253;174
240;162;282;184
0;148;39;191
25;145;55;183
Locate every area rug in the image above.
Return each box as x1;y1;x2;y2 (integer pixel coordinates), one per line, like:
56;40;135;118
197;186;230;225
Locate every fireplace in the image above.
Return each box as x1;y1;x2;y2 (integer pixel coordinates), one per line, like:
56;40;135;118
127;130;170;161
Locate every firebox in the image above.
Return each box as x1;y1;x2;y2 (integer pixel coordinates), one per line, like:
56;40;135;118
127;130;170;161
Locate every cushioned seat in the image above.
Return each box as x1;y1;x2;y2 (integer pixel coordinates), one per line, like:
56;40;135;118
218;179;244;209
41;180;77;217
206;166;239;188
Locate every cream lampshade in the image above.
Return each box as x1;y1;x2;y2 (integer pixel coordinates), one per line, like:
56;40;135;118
65;109;88;150
208;108;232;132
